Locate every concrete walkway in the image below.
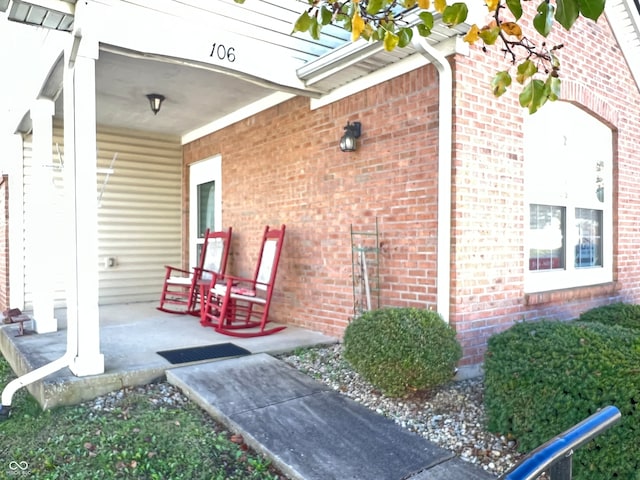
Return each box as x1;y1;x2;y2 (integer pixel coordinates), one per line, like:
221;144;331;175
167;353;496;480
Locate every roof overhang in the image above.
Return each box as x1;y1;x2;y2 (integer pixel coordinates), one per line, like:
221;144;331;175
3;0;75;31
296;6;479;92
606;0;640;90
1;1;476;142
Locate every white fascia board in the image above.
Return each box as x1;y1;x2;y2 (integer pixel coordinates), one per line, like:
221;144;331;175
181;91;295;144
606;0;640;91
310;36;467;110
85;1;322;96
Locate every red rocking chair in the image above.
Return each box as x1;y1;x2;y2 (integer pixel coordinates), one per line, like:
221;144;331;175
158;227;232;315
201;225;286;337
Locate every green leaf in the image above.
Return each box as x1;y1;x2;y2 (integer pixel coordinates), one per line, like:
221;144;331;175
555;0;580;30
442;3;468;26
293;11;314;34
309;19;321;40
398;27;414;48
320;6;333;25
233;0;245;3
491;71;512;97
546;75;561;101
417;12;434;36
367;0;384;15
516;59;538;84
578;0;606;21
417;23;432;36
519;79;549;114
419;11;434;30
506;0;523;20
478;26;501;45
533;1;555;37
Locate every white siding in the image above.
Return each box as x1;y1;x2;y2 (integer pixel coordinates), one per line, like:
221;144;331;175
21;135;67;308
22;125;182;308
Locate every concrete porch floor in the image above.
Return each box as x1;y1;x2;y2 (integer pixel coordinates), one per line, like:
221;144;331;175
0;302;338;409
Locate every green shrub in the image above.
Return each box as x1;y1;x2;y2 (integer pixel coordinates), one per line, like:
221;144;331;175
579;302;640;332
484;320;640;480
343;307;462;397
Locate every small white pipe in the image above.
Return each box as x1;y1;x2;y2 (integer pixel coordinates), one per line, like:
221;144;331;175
412;34;453;323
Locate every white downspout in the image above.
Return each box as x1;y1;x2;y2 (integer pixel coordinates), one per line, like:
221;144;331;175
0;32;83;422
412;34;453;323
0;137;67;420
0;354;74;418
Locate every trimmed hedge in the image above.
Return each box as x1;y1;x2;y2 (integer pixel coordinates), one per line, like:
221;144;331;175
484;320;640;480
343;307;461;397
578;302;640;332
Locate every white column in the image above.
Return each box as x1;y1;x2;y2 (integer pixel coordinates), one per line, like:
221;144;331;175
29;98;57;333
63;37;104;377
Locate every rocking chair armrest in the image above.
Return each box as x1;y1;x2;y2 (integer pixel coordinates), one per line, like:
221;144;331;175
193;268;224;288
214;275;259;297
222;275;268;294
164;265;191;276
195;267;219;276
219;274;254;287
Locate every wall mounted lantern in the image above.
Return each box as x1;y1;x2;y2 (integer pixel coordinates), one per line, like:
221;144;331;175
146;94;165;115
340;121;362;152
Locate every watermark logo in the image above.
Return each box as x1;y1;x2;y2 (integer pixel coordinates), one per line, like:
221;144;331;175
7;461;29;476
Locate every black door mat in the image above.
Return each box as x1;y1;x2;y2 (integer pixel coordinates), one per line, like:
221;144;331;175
157;343;251;365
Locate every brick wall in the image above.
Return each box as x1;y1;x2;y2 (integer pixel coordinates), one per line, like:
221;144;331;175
184;10;640;367
451;9;640;365
184;66;442;338
0;175;8;313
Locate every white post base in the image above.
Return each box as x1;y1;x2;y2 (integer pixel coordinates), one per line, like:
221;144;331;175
33;316;58;334
69;354;105;377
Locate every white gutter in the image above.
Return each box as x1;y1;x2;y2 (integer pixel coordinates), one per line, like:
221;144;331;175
411;34;453;323
297;38;389;86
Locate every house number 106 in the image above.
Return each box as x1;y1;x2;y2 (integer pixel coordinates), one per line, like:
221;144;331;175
210;43;236;62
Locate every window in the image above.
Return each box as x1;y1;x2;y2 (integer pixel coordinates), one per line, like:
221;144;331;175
197;180;216;238
529;204;565;271
524;102;612;293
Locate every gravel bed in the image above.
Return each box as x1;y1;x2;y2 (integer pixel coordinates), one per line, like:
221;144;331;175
82;382;191;415
278;344;523;477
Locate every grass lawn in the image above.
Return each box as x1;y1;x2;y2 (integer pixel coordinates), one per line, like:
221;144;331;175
0;355;286;480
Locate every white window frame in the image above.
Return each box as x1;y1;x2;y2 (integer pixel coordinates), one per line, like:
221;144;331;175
524;102;613;293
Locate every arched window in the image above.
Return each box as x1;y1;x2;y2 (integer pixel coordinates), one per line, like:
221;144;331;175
524;102;613;292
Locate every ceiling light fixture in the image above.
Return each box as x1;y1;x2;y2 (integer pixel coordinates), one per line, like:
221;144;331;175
146;94;165;116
